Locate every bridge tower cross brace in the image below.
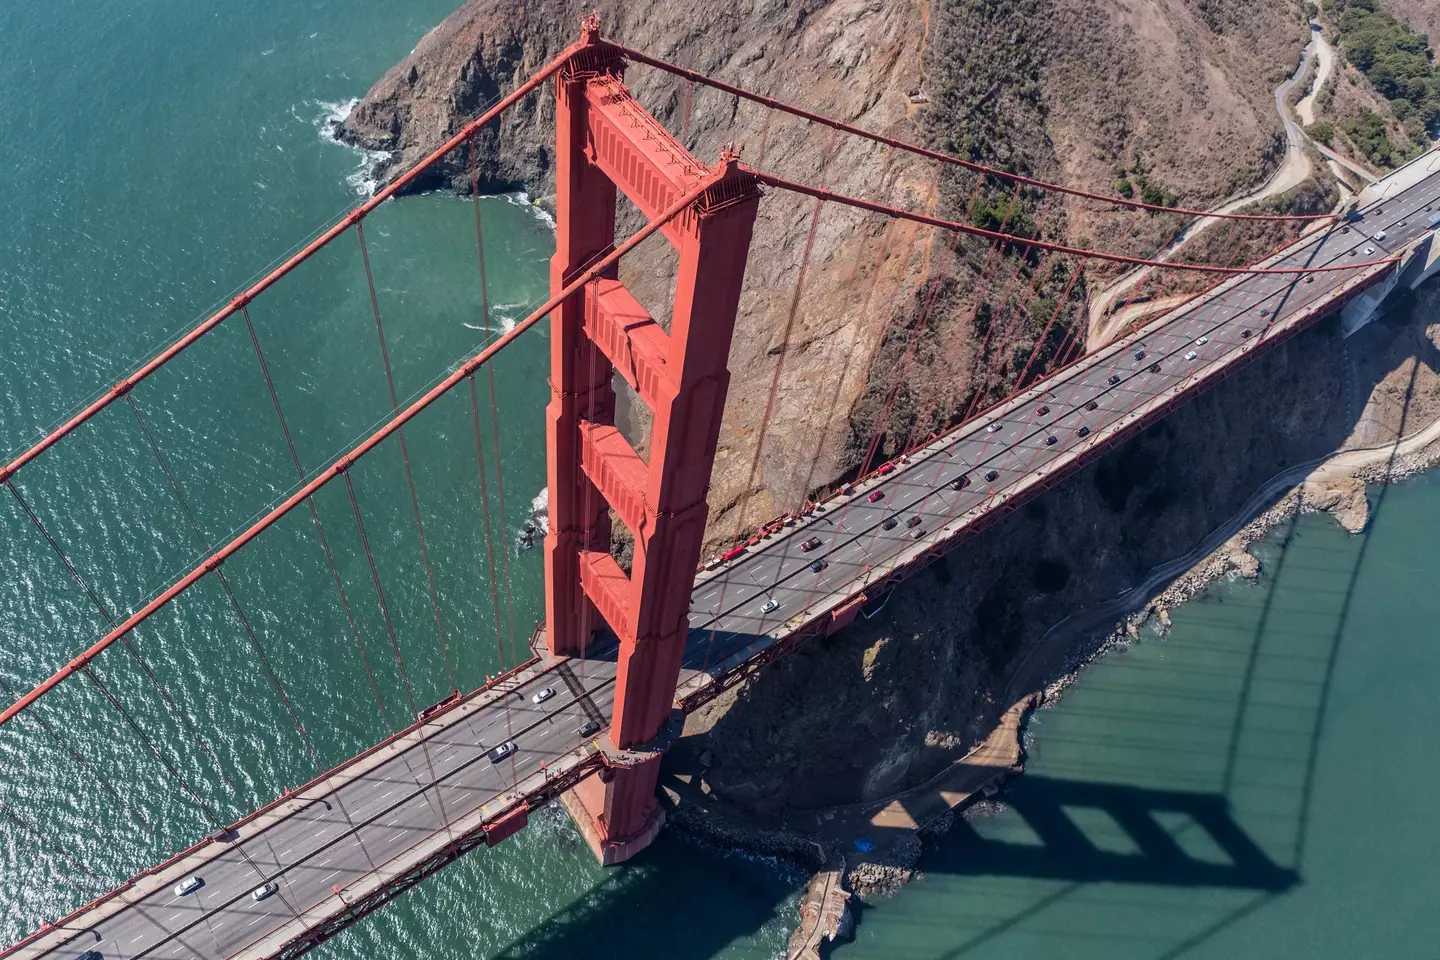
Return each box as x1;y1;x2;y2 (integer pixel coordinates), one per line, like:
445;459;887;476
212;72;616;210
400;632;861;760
543;21;759;863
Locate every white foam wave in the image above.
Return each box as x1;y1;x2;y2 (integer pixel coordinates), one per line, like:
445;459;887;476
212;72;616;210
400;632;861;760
502;191;557;231
309;97;391;199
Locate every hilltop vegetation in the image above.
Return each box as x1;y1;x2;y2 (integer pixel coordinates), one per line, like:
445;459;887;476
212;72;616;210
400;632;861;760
1326;0;1440;162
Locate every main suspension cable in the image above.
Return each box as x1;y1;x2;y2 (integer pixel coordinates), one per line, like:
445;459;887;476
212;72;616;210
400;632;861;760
609;41;1338;223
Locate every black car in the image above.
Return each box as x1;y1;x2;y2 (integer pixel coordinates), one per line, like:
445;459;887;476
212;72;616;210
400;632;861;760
576;720;602;738
1035;405;1050;416
882;517;898;530
810;558;827;572
1108;374;1121;385
984;469;999;482
1134;349;1146;361
1259;308;1270;317
1085;400;1098;411
949;475;969;491
906;515;922;528
1076;425;1091;437
1148;362;1160;373
1240;328;1253;338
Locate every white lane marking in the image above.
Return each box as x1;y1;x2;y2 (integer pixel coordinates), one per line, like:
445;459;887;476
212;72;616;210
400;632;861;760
131;936;146;944
387;833;401;843
319;857;331;867
248;917;264;927
387;817;400;826
323;870;341;883
213;922;224;931
280;847;292;857
380;790;393;800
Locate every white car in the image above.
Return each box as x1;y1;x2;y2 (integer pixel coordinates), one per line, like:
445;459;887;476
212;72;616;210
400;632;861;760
1373;230;1386;241
1365;246;1376;255
531;686;555;705
1195;336;1208;346
252;882;278;902
175;876;203;897
761;598;779;614
487;741;517;764
986;422;1002;433
1184;351;1198;361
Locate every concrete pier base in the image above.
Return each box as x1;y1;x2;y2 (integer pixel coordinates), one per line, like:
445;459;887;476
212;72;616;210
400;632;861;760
561;779;665;865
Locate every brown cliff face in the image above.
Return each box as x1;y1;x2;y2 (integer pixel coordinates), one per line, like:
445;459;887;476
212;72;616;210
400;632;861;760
338;0;1305;553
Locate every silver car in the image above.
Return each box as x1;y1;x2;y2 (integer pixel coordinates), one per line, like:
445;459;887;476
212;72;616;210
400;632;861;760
252;881;278;902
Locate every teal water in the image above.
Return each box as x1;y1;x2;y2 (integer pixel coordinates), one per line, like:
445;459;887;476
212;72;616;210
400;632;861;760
0;2;800;958
5;3;1440;960
839;470;1440;958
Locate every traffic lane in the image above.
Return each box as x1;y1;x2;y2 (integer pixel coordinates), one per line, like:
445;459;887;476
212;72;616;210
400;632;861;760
96;674;616;960
690;180;1440;636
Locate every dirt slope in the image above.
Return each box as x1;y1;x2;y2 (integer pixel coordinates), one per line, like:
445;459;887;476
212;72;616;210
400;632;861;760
339;0;1308;552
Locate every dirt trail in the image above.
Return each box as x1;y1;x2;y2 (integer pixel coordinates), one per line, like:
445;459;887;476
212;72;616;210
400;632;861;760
1086;30;1329;348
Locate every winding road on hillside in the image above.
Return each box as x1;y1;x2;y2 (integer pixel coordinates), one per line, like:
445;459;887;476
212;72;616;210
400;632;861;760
1087;23;1347;349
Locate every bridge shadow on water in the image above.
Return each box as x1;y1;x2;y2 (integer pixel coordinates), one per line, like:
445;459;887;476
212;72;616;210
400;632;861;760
828;355;1421;959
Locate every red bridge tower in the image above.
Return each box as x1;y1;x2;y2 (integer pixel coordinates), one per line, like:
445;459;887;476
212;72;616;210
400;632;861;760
543;21;759;862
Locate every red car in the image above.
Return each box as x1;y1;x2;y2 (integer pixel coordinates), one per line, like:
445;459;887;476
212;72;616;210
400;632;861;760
800;537;823;552
867;490;884;503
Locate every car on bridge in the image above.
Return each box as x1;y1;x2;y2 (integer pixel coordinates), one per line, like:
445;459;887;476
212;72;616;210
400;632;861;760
882;517;898;530
1108;374;1122;385
175;875;203;897
949;475;969;491
867;490;884;502
800;537;823;551
1035;405;1050;416
577;720;602;738
761;598;779;614
532;687;556;705
906;515;922;528
984;469;999;482
252;881;278;902
1076;426;1091;437
487;741;517;764
810;558;827;572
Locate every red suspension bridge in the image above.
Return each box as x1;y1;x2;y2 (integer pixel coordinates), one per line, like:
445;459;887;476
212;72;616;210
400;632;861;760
4;17;1439;960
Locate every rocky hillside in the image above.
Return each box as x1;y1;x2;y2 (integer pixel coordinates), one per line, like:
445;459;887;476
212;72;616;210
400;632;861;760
339;0;1309;551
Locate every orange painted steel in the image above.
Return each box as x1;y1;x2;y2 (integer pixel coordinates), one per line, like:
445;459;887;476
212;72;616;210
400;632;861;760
0;41;582;488
0;175;719;730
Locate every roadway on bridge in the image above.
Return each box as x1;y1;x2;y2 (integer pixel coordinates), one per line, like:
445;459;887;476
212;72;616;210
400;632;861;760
674;166;1440;684
18;166;1440;960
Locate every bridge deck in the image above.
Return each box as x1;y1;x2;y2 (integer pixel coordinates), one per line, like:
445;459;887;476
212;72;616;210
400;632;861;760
10;159;1440;960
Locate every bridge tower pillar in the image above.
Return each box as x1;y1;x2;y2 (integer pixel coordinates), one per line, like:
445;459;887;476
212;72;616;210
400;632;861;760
544;19;759;864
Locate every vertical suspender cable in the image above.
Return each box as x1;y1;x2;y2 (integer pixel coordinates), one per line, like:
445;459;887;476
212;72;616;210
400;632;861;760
467;375;509;671
124;397;325;777
484;366;518;668
1013;256;1089;392
80;663;219;826
340;468;453;838
467;136;518;666
242;306;394;736
356;223;457;694
123;394;321;775
0;672;137;819
3;479;236;793
699;130;836;673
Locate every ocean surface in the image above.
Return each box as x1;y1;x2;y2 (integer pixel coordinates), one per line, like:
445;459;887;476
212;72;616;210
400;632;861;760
0;2;1436;959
